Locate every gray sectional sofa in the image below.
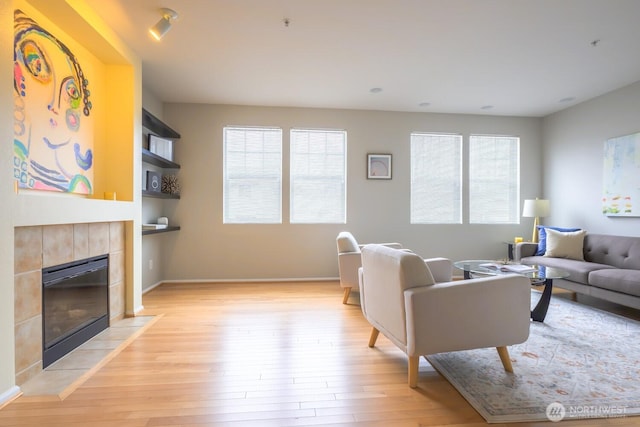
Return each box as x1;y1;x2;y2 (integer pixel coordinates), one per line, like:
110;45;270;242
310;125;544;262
515;233;640;309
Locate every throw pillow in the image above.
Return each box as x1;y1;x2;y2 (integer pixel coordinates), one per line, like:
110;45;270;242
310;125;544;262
544;228;587;260
536;226;581;255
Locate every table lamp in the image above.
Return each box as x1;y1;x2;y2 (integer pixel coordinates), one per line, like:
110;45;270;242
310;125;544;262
522;198;550;243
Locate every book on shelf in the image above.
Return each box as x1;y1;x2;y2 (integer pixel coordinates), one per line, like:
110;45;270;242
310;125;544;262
479;262;536;273
142;224;168;230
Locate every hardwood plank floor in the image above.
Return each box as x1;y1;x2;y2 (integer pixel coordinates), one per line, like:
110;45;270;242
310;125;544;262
1;281;639;426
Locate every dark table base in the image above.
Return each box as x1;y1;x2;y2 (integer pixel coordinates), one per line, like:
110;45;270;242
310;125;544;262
462;269;553;322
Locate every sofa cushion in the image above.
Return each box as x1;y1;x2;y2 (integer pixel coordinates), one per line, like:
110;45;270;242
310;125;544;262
536;226;581;256
521;256;615;284
584;234;640;270
589;269;640;297
544;229;587;260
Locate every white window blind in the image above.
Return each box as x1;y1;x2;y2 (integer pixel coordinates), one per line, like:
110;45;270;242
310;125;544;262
410;133;462;224
290;129;346;224
469;135;520;224
223;127;282;224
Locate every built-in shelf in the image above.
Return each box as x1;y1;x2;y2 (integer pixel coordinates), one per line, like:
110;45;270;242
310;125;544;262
142;148;180;169
142;226;181;236
142;190;180;199
141;109;181;238
143;108;180;139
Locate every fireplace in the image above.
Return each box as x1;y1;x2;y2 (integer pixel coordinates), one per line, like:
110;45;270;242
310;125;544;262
42;254;110;368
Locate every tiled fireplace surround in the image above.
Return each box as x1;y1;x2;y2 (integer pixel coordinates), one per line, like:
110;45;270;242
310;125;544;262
14;222;126;386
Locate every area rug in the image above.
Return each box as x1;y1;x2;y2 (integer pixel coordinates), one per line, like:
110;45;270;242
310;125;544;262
427;294;640;423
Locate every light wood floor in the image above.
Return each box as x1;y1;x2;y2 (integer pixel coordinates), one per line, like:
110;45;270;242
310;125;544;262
1;281;638;427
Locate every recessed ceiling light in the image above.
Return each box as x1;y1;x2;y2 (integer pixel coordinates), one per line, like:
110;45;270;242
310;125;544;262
418;102;431;107
481;105;494;110
559;97;576;103
369;87;383;94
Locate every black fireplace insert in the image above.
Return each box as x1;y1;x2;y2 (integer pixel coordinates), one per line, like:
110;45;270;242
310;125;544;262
42;254;109;368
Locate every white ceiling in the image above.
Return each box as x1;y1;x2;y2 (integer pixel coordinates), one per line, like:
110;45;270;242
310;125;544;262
83;0;640;117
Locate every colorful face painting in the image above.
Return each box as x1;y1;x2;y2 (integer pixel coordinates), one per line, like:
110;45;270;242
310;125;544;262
13;9;94;194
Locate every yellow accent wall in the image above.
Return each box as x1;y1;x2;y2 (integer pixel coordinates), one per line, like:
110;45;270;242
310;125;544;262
1;0;143;403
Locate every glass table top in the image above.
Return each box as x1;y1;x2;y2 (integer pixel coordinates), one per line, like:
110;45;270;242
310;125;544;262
453;259;569;281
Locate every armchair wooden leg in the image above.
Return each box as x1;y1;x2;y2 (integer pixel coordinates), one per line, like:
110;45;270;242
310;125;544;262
342;287;351;304
408;355;419;388
368;327;380;348
496;346;513;373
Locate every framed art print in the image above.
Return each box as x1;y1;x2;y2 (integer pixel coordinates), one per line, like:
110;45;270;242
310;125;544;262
602;132;640;216
367;154;392;179
146;171;162;192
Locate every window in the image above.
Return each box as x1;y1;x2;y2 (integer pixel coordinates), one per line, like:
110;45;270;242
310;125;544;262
469;135;520;224
290;129;346;223
411;133;462;224
223;127;282;223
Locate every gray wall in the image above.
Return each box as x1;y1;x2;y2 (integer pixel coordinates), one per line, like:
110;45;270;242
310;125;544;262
147;104;543;281
542;80;640;236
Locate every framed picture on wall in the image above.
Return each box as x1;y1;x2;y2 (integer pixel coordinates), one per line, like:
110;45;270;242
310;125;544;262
603;132;640;216
367;154;392;179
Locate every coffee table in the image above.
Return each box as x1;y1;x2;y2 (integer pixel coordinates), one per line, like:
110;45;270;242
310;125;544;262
453;260;570;322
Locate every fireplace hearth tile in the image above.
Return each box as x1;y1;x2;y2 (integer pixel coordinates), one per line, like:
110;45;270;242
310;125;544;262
47;348;113;371
14;226;42;274
110;222;125;252
88;223;109;257
43;225;73;268
73;223;89;260
14;271;42;323
18;315;158;398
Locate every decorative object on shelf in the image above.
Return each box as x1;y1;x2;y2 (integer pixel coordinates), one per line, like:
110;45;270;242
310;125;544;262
149;134;173;161
146;171;162;192
157;217;168;225
603;132;639;217
367;153;392;179
522;198;550;243
162;174;180;195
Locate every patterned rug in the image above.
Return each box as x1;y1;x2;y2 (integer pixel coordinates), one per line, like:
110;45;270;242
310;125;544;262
427;294;640;423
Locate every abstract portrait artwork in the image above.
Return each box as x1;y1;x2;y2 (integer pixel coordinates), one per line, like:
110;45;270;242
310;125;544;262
13;9;94;194
603;132;640;216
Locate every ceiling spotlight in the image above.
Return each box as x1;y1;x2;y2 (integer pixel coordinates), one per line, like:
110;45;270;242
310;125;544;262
149;8;178;41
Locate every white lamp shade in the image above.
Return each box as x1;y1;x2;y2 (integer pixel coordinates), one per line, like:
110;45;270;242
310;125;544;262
522;199;550;218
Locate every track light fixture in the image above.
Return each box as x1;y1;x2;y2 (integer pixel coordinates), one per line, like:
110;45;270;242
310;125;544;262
149;8;178;41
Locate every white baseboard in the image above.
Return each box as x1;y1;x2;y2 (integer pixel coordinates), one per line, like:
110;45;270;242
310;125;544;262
142;281;164;294
125;305;145;317
158;277;339;284
0;386;21;408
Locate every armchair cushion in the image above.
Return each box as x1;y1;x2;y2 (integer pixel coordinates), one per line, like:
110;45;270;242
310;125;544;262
423;257;453;283
336;231;360;253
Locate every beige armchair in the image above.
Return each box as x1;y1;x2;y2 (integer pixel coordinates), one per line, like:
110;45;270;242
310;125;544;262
359;244;531;388
335;231;402;304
